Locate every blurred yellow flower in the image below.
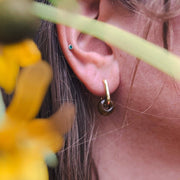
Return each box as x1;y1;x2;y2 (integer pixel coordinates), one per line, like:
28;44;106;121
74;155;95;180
0;39;41;93
0;61;75;180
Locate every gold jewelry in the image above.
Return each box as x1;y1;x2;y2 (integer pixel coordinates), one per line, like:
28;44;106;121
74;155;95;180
98;80;114;115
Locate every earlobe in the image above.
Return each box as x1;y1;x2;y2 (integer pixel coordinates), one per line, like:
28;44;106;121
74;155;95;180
56;1;120;96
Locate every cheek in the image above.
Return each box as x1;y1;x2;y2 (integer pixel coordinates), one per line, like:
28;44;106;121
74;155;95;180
118;53;180;123
99;0;147;35
132;17;180;119
100;1;180;120
169;15;180;56
111;13;180;119
128;62;180;119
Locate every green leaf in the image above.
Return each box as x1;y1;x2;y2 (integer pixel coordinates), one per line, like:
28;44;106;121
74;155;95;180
47;0;59;5
0;91;5;125
32;2;180;80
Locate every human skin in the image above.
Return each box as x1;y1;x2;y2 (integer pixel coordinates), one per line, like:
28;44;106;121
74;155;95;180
57;0;180;179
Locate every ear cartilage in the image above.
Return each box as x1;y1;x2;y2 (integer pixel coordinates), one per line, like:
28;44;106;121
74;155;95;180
68;44;73;50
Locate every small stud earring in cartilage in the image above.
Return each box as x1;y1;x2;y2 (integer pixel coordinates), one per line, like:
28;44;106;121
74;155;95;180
68;44;73;50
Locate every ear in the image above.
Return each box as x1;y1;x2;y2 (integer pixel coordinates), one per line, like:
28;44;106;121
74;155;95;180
56;0;120;96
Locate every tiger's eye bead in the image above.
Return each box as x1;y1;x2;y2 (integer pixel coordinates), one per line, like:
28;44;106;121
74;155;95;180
98;98;114;116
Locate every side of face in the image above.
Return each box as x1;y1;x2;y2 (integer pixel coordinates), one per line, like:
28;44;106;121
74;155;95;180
57;0;180;124
56;1;180;178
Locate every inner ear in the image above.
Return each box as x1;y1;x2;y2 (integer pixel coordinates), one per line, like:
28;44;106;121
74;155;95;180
78;0;113;56
77;34;113;56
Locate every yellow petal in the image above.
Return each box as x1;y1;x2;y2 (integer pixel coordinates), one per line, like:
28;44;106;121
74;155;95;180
0;56;19;93
0;128;17;151
0;149;48;180
20;152;48;180
6;61;52;122
27;103;75;152
49;103;75;134
27;119;64;152
3;39;41;67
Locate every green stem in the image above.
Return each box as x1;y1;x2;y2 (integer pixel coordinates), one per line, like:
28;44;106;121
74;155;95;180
47;0;57;5
32;2;180;80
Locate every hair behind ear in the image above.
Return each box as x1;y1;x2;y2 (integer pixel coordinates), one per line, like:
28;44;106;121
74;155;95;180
35;20;96;180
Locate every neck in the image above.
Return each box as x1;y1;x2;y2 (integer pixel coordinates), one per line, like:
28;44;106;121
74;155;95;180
92;100;180;180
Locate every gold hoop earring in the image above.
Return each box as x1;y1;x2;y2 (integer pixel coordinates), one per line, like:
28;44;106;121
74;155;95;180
98;80;114;115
